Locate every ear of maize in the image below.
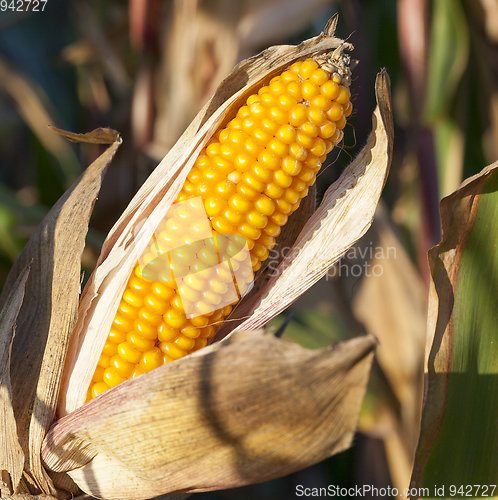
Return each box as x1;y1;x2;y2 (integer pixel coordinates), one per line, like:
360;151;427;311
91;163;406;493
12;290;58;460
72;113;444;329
88;55;352;400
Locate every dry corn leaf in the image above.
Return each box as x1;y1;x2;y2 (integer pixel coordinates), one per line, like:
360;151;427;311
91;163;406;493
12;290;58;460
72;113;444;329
216;68;393;337
43;332;376;499
0;130;121;495
0;267;29;496
58;13;358;417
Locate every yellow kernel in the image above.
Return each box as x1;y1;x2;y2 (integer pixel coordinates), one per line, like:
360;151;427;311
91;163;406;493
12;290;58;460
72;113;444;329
280;70;299;82
174;334;196;351
144;293;169;315
268;106;288;125
215;180;237;199
102;341;118;357
158;322;180;342
319;121;337;139
244;137;264;157
273;169;293;188
271;212;288;226
118;300;139;320
278;94;297;111
140;347;164;372
242;172;265;192
289;104;308;127
92;365;105;382
103;367;126;388
112;314;134;333
238;223;262;240
260;92;276;107
289;143;307;161
127;331;156;352
276;125;297;145
261;117;280;134
332;128;344;144
160;341;188;360
206;143;221;157
308;108;327;126
108;327;127;344
237;182;260;200
321;81;340;100
223;208;245;225
163;308;187;329
205;196;226;217
211;216;235;234
251;163;272;183
254;195;276;215
327;102;343;122
131;365;146;378
275;198;292;214
256;233;276;249
290;61;302;73
311;95;332;111
269;80;286;95
336;86;351;104
199;325;216;338
296;131;314;149
181;325;201;339
263;221;281;237
291;178;307;192
234;153;255;172
281;156;302;175
246;94;260;105
228;193;253;213
300;59;318;78
336;115;347;130
268;138;288;157
299;122;319;137
245;210;268;229
252;128;272;146
91;382;110;398
118;342;142;364
220;144;237;162
250;102;266;119
265;183;284;199
286;81;303;101
258;150;281;170
242;117;258;134
310;68;329;85
298;168;315;182
310;137;327;157
202;167;225;184
343;100;353;117
285;188;300;204
193;338;208;351
110;354;135;377
98;354;110;369
123;289;143;309
302;80;320;100
190;315;209;328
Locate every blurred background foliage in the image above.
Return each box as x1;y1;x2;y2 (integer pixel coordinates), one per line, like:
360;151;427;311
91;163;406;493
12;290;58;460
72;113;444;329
0;0;497;497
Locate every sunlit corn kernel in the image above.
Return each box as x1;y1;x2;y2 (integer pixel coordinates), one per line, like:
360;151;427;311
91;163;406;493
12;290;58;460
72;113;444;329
110;354;135;377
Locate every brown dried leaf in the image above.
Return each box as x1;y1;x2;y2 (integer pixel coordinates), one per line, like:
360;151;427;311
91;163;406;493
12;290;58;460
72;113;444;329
43;333;376;499
216;69;393;337
47;127;120;145
0;267;28;496
0;130;121;495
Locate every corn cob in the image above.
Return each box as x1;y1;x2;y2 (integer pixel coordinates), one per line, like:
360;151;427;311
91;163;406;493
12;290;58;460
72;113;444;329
88;55;352;400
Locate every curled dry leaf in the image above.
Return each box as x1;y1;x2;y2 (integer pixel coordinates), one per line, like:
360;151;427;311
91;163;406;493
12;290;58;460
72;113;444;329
0;267;29;497
0;130;121;495
42;333;376;499
410;161;498;493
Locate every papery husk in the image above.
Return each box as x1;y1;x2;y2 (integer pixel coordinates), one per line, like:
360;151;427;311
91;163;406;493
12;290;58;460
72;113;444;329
0;129;121;495
0;267;29;496
42;332;376;499
215;68;393;338
57;14;356;417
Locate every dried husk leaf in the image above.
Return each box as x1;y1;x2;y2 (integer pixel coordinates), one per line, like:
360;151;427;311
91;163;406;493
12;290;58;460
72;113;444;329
0;130;121;495
43;332;376;499
215;69;393;338
0;267;28;496
58;16;356;417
